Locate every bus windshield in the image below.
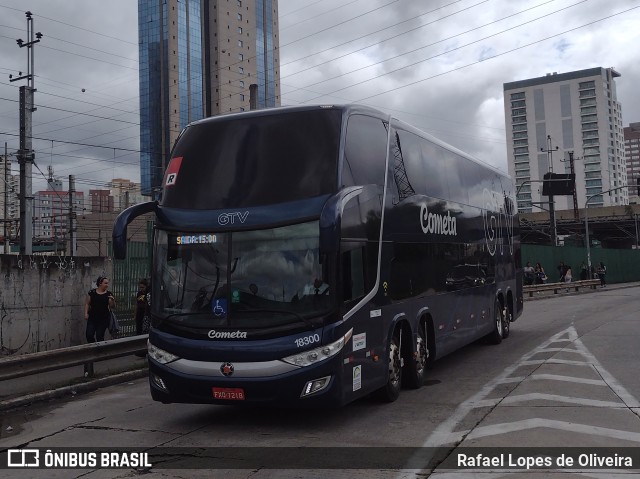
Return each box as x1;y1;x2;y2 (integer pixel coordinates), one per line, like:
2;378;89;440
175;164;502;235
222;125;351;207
162;108;342;209
153;221;333;330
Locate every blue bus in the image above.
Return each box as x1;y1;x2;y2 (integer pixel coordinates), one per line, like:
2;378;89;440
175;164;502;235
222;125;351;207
113;104;522;407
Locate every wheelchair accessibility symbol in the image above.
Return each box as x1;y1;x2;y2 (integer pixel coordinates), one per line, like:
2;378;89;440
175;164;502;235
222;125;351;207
212;299;227;317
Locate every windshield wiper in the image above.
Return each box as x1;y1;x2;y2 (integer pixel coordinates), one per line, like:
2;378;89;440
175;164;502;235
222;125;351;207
234;308;317;331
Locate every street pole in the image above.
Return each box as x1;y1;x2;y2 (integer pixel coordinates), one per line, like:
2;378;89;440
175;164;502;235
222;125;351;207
568;151;578;220
68;175;77;256
10;12;42;256
584;185;629;277
2;142;9;254
541;135;559;246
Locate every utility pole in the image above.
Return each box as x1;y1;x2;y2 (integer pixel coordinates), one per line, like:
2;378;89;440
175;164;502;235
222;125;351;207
68;175;77;256
10;11;42;256
3;142;9;253
541;135;559;246
567;151;579;220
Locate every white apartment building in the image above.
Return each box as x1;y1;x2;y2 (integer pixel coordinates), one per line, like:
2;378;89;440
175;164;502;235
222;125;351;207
504;67;628;213
624;123;640;205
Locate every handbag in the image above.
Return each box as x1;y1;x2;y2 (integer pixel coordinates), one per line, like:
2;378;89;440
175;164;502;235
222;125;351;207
108;310;121;336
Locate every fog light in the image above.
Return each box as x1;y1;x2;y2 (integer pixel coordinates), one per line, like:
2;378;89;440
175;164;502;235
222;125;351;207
300;376;331;397
151;373;168;391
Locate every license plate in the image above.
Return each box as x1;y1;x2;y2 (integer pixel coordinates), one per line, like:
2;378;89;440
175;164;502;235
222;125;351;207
212;387;245;400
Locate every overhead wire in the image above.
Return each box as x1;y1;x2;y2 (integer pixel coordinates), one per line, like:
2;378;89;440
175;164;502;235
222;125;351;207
2;0;638;195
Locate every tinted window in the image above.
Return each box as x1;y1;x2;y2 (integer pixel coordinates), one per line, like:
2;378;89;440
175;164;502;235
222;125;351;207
162;109;342;209
419;138;450;200
342;115;388;187
394;129;426;196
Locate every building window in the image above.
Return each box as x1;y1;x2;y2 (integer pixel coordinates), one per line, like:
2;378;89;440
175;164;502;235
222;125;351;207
239;66;244;73
237;13;242;21
240;94;245;101
238;40;243;47
237;0;242;6
239;80;244;87
510;92;525;100
238;27;242;34
238;53;244;61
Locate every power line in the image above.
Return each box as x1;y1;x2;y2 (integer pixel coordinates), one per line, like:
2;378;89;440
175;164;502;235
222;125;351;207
356;5;640;102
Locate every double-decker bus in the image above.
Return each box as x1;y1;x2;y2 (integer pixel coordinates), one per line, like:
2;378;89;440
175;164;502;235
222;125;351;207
113;104;522;407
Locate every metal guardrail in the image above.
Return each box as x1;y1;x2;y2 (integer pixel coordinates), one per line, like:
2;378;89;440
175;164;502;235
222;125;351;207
523;279;600;297
0;335;148;381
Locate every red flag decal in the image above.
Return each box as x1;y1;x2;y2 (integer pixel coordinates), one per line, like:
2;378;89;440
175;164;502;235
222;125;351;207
164;156;183;187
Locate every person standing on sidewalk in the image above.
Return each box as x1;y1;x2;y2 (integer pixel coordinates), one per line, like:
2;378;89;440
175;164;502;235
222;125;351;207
597;262;607;287
84;276;115;343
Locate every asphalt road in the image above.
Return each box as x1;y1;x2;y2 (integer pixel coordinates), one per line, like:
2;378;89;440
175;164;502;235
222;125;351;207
1;285;639;478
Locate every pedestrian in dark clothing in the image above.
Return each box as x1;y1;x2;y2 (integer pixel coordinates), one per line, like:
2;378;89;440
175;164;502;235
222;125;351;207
580;262;588;281
558;262;566;282
84;276;115;343
597;262;607;287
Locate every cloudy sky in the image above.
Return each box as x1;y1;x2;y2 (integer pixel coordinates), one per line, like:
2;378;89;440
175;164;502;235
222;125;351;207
0;0;639;195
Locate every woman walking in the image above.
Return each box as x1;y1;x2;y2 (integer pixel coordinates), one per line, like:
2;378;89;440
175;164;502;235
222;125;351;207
84;276;115;343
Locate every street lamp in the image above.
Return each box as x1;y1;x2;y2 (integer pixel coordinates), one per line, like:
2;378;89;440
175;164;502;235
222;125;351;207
584;185;629;276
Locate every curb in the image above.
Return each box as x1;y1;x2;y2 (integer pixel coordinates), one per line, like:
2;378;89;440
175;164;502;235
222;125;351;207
0;368;148;412
524;282;640;301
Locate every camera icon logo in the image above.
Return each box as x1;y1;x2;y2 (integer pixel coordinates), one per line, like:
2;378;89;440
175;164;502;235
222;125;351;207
7;449;40;467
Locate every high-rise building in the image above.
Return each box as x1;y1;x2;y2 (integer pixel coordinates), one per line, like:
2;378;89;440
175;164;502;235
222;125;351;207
503;68;628;213
110;178;144;210
624;123;640;205
33;189;84;240
0;154;19;250
138;0;281;196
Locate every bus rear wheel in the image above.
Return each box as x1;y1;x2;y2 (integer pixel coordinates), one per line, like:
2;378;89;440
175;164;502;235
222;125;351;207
376;330;402;402
487;299;504;345
502;303;511;339
404;324;427;389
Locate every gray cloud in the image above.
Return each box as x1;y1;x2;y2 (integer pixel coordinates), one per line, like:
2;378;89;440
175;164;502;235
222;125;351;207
1;0;638;194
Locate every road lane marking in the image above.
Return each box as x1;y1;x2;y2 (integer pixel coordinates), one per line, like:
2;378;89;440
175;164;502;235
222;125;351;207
422;325;640;447
465;418;640;442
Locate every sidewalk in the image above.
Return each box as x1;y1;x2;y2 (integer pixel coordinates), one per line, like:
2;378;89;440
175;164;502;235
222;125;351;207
0;355;148;411
524;280;640;301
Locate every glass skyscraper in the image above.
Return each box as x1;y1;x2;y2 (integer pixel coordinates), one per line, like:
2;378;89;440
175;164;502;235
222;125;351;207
138;0;281;195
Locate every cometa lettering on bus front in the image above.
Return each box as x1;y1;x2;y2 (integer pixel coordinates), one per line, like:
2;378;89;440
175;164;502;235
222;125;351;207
420;205;457;236
208;330;248;339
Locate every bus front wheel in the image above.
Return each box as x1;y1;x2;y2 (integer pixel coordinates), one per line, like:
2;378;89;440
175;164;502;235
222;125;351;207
376;329;402;402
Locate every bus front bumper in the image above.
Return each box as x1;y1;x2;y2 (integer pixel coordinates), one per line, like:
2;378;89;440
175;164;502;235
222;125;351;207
148;355;344;407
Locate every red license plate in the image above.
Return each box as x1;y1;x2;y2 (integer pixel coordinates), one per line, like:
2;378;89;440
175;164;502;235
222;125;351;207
212;387;245;400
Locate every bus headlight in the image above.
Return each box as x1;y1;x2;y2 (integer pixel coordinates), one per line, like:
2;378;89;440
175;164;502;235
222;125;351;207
282;329;353;367
148;340;180;364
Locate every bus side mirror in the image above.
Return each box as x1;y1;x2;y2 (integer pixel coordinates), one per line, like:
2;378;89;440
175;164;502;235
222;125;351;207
112;201;157;259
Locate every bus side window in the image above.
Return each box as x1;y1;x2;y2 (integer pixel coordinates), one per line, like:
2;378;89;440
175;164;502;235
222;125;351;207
341;244;366;303
342;114;388;187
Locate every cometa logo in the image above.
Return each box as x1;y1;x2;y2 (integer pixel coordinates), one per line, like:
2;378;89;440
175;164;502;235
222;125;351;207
420;205;457;236
208;330;248;339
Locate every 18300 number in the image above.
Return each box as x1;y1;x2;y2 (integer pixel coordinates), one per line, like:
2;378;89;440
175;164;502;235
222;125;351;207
294;333;320;348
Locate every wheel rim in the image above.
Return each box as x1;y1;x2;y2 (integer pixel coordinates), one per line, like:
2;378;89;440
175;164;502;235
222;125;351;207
389;339;401;387
495;307;503;337
415;335;427;375
503;307;510;334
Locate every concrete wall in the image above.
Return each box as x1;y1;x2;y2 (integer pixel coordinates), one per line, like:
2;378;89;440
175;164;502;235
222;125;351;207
0;255;113;356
